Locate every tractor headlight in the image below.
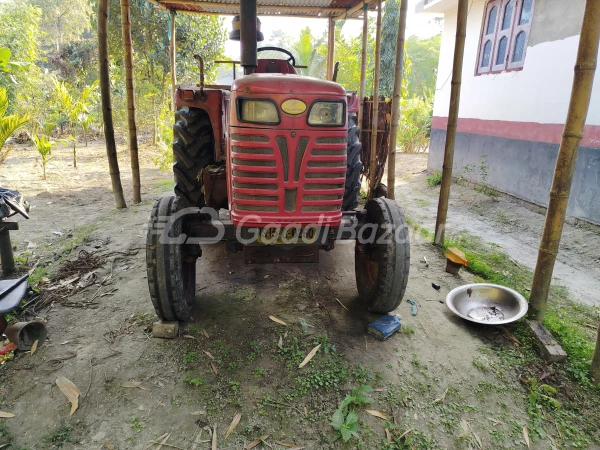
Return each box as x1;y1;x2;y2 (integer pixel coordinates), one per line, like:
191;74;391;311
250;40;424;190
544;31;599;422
308;101;345;126
238;99;280;125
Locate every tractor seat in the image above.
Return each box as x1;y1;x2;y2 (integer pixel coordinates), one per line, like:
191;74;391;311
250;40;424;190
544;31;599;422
256;59;297;75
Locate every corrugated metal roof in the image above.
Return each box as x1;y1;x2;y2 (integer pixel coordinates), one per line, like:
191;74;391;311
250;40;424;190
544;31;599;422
150;0;377;18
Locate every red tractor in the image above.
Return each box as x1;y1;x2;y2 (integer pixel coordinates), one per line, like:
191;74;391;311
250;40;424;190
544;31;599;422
146;1;410;322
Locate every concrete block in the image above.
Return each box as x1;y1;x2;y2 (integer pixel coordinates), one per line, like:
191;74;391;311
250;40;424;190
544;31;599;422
528;320;568;363
152;321;179;339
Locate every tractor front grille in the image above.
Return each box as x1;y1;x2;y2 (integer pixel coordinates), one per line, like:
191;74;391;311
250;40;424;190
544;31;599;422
230;130;347;224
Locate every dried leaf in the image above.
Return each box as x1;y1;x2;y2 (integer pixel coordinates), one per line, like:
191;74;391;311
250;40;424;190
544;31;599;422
244;438;262;450
268;315;288;326
385;428;392;444
56;377;82;415
473;431;483;450
202;329;210;338
398;429;412;440
523;426;530;448
0;412;15;418
30;340;39;356
298;344;321;368
120;381;146;390
203;350;215;360
365;410;388;420
278;335;283;349
224;413;241;439
335;298;349;311
432;387;448;404
212;425;217;450
274;441;298;448
210;361;218;375
103;444;114;450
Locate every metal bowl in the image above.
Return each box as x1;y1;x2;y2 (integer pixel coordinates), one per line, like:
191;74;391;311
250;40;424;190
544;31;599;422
446;283;528;325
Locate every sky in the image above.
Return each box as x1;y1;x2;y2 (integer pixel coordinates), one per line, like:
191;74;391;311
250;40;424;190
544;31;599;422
222;0;442;60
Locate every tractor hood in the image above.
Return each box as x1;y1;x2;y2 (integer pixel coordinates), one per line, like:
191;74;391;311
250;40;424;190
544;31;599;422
231;73;346;97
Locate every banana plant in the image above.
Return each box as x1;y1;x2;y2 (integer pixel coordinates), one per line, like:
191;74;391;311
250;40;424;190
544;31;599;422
0;87;30;165
32;134;56;179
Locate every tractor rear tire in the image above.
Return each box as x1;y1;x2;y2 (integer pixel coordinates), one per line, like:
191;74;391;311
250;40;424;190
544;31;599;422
355;198;410;313
173;106;215;207
146;196;197;322
343;113;362;210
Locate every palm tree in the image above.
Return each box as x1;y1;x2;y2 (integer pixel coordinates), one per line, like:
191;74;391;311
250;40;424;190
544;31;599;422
0;87;30;165
290;28;326;78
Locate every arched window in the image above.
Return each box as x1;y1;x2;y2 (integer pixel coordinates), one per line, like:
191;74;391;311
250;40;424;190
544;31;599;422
478;1;500;74
496;36;508;65
481;41;493;68
512;31;527;62
477;0;535;74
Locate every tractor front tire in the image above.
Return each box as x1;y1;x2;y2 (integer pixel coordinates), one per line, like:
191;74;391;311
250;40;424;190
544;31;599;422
343;113;362;210
173;106;215;207
355;198;410;313
146;196;198;322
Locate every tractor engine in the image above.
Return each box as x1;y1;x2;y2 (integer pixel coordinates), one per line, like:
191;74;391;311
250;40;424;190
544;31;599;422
228;74;348;227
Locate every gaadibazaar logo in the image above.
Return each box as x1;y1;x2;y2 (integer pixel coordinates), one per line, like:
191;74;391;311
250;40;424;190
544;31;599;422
148;207;411;245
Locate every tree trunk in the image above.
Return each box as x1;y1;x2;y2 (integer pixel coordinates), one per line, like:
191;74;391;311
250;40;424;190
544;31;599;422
73;140;77;168
82;124;88;147
120;0;141;204
98;0;127;209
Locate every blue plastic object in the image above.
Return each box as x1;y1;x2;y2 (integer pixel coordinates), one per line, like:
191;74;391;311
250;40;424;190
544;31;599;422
407;299;418;316
367;315;401;341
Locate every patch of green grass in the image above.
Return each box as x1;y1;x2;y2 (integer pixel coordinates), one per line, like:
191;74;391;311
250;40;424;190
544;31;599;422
414;198;430;208
183;351;201;364
426;171;442;186
129;416;144;433
400;324;415;336
151;180;175;191
185;376;205;387
0;421;14;447
42;424;73;447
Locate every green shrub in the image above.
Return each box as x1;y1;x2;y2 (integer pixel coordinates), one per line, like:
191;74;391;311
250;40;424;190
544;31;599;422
397;95;433;154
426;171;442;186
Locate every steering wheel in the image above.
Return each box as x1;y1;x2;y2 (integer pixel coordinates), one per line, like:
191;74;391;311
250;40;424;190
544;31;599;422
257;46;296;67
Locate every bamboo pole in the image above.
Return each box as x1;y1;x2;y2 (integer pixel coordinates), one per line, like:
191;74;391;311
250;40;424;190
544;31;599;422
121;0;141;204
386;0;408;201
529;0;600;322
357;2;368;128
326;18;335;80
170;10;177;111
433;0;468;245
368;0;382;195
98;0;127;209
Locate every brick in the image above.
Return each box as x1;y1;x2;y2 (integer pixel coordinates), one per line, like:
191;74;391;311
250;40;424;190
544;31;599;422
528;320;568;363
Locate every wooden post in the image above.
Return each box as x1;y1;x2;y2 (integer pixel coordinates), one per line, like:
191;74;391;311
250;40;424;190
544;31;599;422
529;0;600;322
386;0;408;201
170;10;177;110
433;0;468;245
121;0;141;204
326;18;335;80
98;0;127;209
358;2;368;127
368;0;382;194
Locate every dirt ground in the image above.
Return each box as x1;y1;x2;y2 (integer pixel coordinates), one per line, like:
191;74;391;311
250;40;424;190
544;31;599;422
0;142;598;449
387;154;600;308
